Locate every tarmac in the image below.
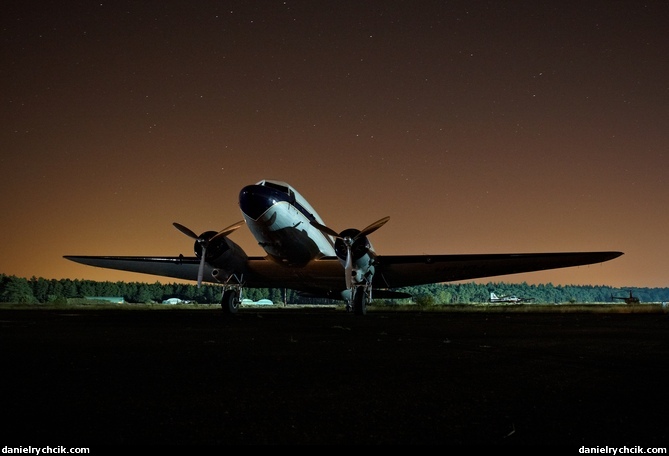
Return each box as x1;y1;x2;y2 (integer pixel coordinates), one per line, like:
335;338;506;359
1;306;668;447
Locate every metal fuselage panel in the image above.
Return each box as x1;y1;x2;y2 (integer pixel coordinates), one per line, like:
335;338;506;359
239;182;336;266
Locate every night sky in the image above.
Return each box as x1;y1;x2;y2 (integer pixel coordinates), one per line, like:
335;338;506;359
2;1;667;288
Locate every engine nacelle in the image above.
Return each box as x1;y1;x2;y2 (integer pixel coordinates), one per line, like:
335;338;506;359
334;228;376;285
193;231;248;278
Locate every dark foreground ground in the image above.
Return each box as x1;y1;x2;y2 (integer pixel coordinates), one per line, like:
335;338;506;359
1;307;668;447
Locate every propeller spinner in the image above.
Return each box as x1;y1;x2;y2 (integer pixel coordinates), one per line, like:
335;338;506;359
310;216;389;290
173;220;244;287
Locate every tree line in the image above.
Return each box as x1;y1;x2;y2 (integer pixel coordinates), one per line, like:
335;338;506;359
1;274;668;305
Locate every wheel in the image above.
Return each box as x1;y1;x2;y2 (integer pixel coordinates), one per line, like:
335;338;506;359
353;286;367;316
221;290;239;315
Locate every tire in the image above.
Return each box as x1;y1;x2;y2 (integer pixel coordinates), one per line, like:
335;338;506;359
353;286;367;316
221;290;239;315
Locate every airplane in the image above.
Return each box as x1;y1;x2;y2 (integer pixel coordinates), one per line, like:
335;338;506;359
489;292;534;303
64;179;623;316
611;290;640;304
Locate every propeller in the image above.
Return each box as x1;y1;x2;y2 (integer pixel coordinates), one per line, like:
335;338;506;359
310;216;389;290
173;220;244;287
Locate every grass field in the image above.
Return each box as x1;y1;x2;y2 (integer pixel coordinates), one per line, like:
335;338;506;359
1;300;667;313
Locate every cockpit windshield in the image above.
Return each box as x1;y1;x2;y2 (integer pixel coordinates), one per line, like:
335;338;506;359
259;180;291;196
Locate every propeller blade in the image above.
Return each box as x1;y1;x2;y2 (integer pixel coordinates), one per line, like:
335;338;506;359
173;222;199;240
309;220;340;239
197;246;206;287
209;220;245;243
357;216;390;239
344;248;353;290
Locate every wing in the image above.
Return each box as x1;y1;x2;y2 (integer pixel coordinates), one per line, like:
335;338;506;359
372;251;623;288
63;255;345;291
65;251;622;295
64;255;208;283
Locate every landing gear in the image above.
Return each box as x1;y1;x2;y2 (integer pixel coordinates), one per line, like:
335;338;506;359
220;289;240;315
352;286;368;316
218;274;244;316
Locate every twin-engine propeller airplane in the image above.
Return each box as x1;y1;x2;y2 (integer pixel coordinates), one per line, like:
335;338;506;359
65;179;623;315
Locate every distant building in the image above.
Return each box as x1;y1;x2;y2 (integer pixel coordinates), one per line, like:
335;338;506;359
84;296;125;304
162;298;193;304
241;298;273;306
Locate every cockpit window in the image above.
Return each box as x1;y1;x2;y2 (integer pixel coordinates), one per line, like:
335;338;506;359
262;181;291;196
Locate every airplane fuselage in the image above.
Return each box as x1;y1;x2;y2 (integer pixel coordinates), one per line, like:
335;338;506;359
238;180;385;309
239;180;336;266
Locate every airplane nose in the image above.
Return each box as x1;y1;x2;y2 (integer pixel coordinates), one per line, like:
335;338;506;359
239;185;275;220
